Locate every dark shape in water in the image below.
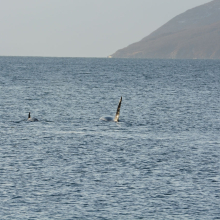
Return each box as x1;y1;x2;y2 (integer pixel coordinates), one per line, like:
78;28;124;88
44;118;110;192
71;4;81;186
100;97;122;122
28;112;38;122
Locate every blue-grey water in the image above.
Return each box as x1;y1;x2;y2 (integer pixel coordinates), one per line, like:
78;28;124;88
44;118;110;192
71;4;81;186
0;57;220;219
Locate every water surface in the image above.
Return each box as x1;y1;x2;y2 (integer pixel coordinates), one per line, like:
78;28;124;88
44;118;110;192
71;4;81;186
1;57;220;219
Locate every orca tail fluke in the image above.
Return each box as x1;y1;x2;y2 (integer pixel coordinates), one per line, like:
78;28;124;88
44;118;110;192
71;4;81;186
114;97;122;122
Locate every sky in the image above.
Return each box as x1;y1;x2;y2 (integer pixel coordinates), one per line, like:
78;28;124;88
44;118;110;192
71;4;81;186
0;0;212;57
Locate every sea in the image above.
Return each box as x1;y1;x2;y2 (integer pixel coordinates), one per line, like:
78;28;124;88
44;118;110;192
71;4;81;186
0;56;220;219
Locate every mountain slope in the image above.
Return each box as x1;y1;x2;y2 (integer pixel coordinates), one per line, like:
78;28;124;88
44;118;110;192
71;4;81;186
110;0;220;59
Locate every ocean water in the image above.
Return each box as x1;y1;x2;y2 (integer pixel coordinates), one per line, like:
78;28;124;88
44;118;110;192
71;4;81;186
0;56;220;219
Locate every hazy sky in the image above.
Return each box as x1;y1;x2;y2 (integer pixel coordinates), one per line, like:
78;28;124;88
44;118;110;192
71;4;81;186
0;0;211;57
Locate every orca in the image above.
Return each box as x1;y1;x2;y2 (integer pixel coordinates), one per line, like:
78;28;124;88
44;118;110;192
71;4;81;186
100;97;122;122
27;112;38;122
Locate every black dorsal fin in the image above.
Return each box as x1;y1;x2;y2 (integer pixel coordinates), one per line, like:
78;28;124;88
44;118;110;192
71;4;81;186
114;97;122;122
28;112;31;119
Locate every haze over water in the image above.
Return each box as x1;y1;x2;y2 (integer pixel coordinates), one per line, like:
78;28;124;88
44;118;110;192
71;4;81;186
1;57;220;219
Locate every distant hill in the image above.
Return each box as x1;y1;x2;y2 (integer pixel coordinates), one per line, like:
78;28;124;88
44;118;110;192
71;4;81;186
109;0;220;59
